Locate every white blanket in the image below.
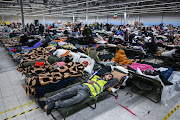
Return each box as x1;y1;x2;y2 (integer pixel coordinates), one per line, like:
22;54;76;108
155;67;180;106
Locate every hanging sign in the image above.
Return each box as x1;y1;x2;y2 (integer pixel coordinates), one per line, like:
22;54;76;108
114;13;117;19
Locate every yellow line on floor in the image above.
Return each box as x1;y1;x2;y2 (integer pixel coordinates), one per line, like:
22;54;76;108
3;107;39;120
162;104;180;120
0;101;35;115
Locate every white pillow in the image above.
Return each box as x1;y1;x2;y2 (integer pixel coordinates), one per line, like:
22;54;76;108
114;66;129;74
83;59;95;74
53;49;68;58
98;61;114;66
136;68;143;75
97;40;108;44
144;75;164;85
107;44;117;47
161;49;176;58
75;52;94;74
79;58;91;65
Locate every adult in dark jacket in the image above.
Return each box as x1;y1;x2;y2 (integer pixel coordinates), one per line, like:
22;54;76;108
82;24;92;44
39;24;44;36
30;23;35;34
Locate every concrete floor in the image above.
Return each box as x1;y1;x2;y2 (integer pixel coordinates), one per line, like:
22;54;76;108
0;43;180;120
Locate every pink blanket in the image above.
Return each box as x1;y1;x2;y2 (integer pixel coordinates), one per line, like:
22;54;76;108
57;62;67;67
129;63;154;72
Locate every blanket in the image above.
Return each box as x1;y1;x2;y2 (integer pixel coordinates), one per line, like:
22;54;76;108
155;67;180;106
26;62;85;96
129;63;154;72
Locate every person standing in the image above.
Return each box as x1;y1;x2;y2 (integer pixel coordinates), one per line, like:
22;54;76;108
82;24;92;45
39;24;44;36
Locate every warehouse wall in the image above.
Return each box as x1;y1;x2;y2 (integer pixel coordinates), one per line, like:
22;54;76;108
2;12;180;27
78;12;180;27
2;15;73;25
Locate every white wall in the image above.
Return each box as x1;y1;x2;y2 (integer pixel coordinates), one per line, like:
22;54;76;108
2;15;73;25
2;12;180;27
78;12;180;26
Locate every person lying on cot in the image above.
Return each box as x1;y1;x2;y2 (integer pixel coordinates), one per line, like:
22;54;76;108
36;72;119;115
143;65;177;85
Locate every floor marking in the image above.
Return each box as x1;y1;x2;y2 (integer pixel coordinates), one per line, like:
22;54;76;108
0;101;35;114
162;104;180;120
3;107;39;120
119;104;137;116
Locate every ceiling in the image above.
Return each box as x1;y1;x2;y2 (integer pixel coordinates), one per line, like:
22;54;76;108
0;0;179;17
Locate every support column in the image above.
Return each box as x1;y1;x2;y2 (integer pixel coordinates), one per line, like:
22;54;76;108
2;14;4;26
86;0;88;25
121;15;122;25
107;14;108;23
43;6;45;27
124;12;127;25
43;15;45;27
73;13;75;23
20;0;25;29
138;14;140;23
161;12;164;23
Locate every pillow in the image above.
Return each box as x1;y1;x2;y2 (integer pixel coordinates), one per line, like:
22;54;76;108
136;68;143;75
107;44;117;47
53;49;68;58
145;75;164;85
161;49;176;58
98;61;114;66
97;40;108;44
137;72;164;86
114;66;129;74
79;57;91;65
83;59;95;74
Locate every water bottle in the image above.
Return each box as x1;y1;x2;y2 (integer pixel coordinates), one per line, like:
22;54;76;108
122;76;126;80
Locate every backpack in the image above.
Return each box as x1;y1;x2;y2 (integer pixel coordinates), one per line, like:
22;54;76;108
87;47;99;61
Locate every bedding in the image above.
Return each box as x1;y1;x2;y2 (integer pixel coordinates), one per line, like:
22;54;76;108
26;62;85;96
136;67;180;105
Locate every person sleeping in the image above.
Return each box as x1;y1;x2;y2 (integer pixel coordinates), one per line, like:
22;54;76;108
36;72;119;115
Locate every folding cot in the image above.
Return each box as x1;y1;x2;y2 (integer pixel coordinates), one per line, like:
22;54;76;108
128;62;164;103
43;65;121;119
44;82;118;120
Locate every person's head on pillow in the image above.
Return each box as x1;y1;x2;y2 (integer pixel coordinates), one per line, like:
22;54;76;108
102;72;113;81
144;69;153;75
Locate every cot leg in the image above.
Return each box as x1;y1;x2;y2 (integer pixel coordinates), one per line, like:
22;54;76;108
110;91;118;98
87;98;97;109
61;112;68;120
50;111;68;120
50;113;57;120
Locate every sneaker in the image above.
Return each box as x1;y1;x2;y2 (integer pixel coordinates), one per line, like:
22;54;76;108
46;102;55;115
35;98;46;110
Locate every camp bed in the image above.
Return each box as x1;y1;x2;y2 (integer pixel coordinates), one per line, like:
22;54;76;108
44;83;118;120
128;62;164;103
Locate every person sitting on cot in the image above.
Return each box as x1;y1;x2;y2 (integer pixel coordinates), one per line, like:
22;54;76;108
36;72;119;115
